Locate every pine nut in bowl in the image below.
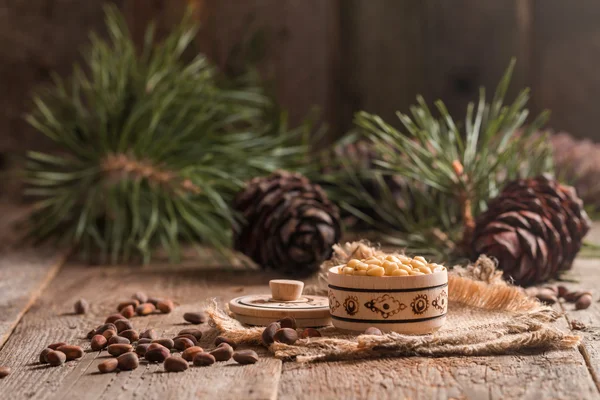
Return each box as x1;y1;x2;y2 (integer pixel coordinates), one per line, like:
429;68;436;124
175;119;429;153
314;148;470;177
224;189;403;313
327;254;448;334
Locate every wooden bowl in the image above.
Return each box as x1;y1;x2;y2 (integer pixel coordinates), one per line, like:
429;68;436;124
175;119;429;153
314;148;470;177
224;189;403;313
327;266;448;334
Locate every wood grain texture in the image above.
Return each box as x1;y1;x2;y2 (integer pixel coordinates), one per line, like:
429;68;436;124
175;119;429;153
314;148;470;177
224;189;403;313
196;0;340;140
0;202;29;248
6;0;600;159
0;259;598;399
278;291;598;400
557;257;600;394
0;204;67;350
0;250;66;351
278;312;597;400
533;0;600;139
338;0;428;133
0;0;185;157
337;0;535;134
0;263;282;400
423;0;533;120
279;347;596;400
3;224;600;399
122;0;187;47
0;0;123;155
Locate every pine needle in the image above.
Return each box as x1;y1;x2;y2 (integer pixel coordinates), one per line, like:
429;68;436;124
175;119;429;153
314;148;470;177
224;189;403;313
317;59;553;261
24;5;308;264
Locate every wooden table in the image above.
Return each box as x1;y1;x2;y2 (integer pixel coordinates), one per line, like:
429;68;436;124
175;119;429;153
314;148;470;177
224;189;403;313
2;210;600;399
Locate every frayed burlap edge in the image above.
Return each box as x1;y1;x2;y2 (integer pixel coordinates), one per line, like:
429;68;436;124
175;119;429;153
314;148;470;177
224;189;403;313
206;242;580;363
206;301;579;363
271;326;579;363
207;301;265;346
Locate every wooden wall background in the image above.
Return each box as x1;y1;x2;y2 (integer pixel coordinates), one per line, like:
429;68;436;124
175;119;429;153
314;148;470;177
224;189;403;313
1;0;598;165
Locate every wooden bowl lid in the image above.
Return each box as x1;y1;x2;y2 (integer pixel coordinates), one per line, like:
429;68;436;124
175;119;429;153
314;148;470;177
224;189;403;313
229;279;330;327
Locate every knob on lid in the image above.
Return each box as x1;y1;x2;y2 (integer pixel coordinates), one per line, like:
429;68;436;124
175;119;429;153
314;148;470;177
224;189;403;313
269;279;304;301
229;279;330;327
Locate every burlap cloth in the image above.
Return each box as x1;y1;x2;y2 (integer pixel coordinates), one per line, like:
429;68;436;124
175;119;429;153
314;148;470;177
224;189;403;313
207;242;580;363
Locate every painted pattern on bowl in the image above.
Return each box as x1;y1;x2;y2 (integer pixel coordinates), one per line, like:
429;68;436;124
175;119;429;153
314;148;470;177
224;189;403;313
327;266;448;334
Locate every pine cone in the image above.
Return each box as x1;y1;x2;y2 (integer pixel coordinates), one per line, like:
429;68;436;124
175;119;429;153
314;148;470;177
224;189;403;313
233;171;342;276
472;175;590;286
550;132;600;212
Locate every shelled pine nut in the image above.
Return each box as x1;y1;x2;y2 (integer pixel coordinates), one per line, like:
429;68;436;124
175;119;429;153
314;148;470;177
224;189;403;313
339;254;447;277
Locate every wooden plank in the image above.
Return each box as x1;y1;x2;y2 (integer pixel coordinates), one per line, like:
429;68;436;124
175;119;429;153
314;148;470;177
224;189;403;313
3;222;600;399
337;0;534;134
532;0;600;139
0;204;67;350
198;0;340;141
556;256;600;394
278;300;597;399
0;0;115;156
0;263;282;400
424;0;533;120
122;0;188;47
0;202;29;247
278;223;600;398
338;0;428;133
585;221;600;246
0;250;66;350
279;346;596;400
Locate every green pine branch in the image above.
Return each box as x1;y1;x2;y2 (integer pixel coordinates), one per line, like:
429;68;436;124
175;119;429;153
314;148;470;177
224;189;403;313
320;59;554;261
24;5;309;264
